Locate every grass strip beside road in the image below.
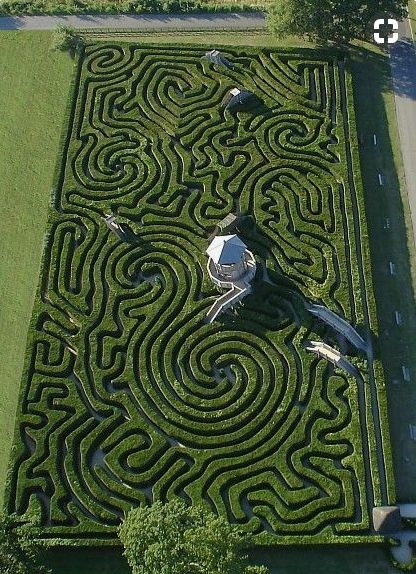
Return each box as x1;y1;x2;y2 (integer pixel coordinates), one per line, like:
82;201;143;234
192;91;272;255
81;29;313;47
351;46;416;501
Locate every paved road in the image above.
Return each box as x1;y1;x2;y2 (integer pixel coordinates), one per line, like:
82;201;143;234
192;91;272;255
389;19;416;252
0;12;265;31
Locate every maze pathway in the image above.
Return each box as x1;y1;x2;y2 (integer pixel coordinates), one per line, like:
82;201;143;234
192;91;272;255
6;44;394;544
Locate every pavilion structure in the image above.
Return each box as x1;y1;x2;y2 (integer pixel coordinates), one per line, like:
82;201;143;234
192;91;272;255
205;234;256;323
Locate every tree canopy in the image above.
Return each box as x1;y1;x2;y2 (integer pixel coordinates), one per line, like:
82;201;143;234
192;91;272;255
266;0;408;43
52;26;85;54
118;500;268;574
0;514;48;574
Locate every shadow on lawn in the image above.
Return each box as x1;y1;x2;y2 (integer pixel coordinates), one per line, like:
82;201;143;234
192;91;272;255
350;42;416;500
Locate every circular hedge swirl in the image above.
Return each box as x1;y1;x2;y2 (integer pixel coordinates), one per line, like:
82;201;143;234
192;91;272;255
6;44;393;544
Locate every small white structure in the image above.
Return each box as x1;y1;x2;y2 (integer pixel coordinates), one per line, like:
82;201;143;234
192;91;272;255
402;366;411;382
204;50;233;68
305;341;357;375
205;234;256;323
104;214;126;240
206;235;256;287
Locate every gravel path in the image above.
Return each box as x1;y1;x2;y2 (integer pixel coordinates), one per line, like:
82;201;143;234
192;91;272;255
0;12;265;31
389;19;416;253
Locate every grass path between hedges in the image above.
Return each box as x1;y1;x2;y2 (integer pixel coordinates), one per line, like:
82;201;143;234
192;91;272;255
0;31;74;503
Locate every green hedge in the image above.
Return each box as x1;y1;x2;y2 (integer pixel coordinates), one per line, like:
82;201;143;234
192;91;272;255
0;1;263;16
5;42;394;546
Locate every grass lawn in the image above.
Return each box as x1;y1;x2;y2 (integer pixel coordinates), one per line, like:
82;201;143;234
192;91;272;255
409;1;416;39
351;46;416;501
0;28;415;574
0;31;74;504
82;29;313;48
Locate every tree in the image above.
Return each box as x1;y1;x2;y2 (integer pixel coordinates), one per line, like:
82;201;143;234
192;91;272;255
266;0;408;44
52;25;85;54
0;514;48;574
118;500;268;574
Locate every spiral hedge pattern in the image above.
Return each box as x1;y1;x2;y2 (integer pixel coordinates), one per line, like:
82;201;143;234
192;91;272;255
7;44;393;544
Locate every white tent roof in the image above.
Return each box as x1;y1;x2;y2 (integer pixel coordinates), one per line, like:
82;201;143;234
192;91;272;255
206;234;247;265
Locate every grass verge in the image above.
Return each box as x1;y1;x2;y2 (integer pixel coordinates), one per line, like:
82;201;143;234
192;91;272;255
351;45;416;501
0;31;74;504
409;1;416;39
0;28;415;573
81;29;313;47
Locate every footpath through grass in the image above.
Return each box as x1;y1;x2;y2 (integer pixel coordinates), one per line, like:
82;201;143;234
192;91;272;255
0;31;74;503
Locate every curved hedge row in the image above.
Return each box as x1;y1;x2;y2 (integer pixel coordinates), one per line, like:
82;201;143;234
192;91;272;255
6;43;393;545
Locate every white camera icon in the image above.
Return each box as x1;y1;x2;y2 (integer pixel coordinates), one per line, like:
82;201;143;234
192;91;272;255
373;18;399;44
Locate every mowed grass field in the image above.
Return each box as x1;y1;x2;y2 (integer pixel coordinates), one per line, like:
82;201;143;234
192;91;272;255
0;28;415;574
0;31;74;502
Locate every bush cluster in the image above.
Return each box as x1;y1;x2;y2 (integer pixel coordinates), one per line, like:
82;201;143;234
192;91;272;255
0;0;259;16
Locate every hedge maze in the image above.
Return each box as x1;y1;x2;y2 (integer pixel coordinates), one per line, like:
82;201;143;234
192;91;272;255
7;44;394;544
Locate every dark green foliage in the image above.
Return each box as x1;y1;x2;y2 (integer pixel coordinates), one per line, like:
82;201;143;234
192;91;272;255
0;0;255;16
266;0;408;43
119;499;268;574
52;25;85;53
0;514;48;574
5;43;393;546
